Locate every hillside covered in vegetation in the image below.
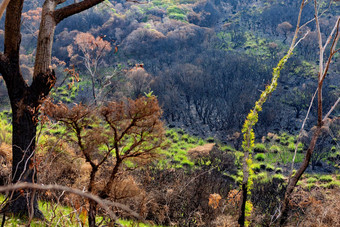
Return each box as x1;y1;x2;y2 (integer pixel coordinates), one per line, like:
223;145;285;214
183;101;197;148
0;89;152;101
0;0;339;226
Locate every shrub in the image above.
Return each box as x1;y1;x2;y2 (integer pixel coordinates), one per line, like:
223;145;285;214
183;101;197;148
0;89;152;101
172;134;179;143
322;181;340;189
305;183;316;191
320;181;340;189
251;163;261;173
206;137;215;143
275;168;283;174
270;145;280;153
336;175;340;180
279;133;289;145
265;164;275;172
273;174;285;181
253;143;266;153
254;172;267;182
306;177;318;184
288;143;295;152
288;136;296;144
168;13;187;21
331;146;337;152
221;145;235;152
255;153;265;161
297;143;304;153
188;137;196;144
319;175;333;183
260;163;267;170
181;134;189;142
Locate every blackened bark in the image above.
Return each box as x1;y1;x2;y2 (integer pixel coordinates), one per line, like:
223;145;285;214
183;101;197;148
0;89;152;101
100;158;122;199
238;183;247;227
277;125;321;225
0;0;107;219
3;69;55;217
88;166;99;227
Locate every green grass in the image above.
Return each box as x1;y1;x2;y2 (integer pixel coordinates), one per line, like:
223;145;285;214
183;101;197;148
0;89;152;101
160;128;208;169
0;194;163;227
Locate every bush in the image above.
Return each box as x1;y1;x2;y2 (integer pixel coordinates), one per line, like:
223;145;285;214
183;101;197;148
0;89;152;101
320;181;340;189
206;137;215;143
265;164;275;172
306;177;318;184
181;134;189;142
254;172;268;182
273;174;285;182
253;143;266;153
321;181;340;189
260;163;267;170
255;153;265;161
275;168;283;174
251;163;261;173
319;175;333;183
279;132;289;145
270;145;280;153
305;183;316;191
297;143;304;153
288;143;295;152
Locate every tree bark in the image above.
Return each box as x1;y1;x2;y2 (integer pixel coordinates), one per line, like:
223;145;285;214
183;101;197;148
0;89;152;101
88;166;99;227
0;0;105;217
277;125;321;225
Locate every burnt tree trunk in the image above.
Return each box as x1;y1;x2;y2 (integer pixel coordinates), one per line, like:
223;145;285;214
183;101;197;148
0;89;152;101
0;0;106;218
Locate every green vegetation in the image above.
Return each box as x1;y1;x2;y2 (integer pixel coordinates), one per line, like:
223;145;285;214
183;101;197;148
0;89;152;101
306;177;318;184
319;175;333;183
253;143;266;153
269;145;280;153
254;153;265;161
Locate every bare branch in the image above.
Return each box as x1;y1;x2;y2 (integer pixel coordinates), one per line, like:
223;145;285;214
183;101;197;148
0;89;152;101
0;0;10;20
0;183;142;222
323;97;340;121
290;87;318;173
54;0;105;24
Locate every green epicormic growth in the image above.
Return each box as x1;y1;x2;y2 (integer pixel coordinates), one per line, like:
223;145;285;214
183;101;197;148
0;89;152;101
239;51;293;225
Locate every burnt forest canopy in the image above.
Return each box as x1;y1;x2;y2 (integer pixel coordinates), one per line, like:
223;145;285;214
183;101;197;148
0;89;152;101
0;0;338;141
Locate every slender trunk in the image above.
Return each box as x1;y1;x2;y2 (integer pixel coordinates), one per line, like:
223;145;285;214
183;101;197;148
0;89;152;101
100;158;122;199
238;183;247;227
88;166;98;227
278;126;321;225
91;74;97;104
238;149;249;227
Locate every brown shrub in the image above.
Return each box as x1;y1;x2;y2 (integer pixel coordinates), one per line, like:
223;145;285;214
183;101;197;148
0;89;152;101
0;143;11;186
290;188;340;227
187;143;215;160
